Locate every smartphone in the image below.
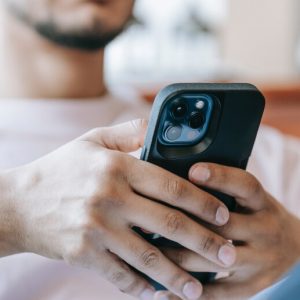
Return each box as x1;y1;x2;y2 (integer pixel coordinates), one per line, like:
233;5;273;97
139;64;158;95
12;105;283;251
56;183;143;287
137;83;265;289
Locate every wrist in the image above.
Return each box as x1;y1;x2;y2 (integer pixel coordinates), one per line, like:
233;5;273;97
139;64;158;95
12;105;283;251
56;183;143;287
0;168;25;256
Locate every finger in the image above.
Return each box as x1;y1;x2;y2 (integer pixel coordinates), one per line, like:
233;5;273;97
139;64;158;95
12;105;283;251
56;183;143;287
108;230;203;300
162;246;251;273
80;119;148;152
210;212;255;241
201;281;256;300
128;195;236;267
154;291;181;300
189;163;266;211
84;250;155;299
127;159;230;226
155;274;258;300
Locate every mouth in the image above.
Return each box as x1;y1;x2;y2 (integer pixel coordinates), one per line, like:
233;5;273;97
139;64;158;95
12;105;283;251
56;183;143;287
90;0;110;3
79;0;111;7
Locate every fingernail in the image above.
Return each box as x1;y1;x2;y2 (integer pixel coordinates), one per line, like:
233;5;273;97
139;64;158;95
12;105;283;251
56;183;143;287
218;244;236;266
182;281;203;300
140;288;155;300
216;206;230;225
155;291;171;300
191;165;210;182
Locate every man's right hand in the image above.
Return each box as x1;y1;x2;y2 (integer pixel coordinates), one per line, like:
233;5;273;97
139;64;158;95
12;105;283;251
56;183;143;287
1;119;236;300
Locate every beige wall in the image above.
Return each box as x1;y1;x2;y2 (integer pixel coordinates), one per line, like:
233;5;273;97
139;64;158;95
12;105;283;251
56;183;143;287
222;0;300;81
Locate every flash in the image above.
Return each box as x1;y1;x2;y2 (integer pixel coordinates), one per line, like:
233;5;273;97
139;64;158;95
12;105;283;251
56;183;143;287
187;130;199;140
196;100;205;109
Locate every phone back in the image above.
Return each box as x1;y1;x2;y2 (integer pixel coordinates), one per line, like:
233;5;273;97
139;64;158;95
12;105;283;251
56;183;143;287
141;83;264;206
139;83;265;287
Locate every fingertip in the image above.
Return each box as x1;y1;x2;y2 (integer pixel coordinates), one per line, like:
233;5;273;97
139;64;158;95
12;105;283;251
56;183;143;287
140;287;156;300
216;206;230;226
218;243;236;267
154;291;180;300
182;281;203;300
189;164;211;184
154;291;169;300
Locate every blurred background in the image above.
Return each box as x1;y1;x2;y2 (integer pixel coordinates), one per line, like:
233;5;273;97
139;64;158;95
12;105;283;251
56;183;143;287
105;0;300;137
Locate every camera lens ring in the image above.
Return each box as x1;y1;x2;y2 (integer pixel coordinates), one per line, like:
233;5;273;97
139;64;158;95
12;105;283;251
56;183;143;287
171;100;187;119
189;111;205;129
165;125;182;141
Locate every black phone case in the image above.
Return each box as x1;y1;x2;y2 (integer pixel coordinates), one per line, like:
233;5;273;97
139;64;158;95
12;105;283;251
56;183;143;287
139;83;265;289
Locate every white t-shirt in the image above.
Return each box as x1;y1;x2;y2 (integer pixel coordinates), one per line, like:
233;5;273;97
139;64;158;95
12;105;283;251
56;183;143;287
0;93;299;300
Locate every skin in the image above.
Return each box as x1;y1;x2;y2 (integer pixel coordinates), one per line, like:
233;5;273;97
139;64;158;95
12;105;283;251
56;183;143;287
154;163;300;300
0;0;134;98
0;1;299;300
0;119;236;300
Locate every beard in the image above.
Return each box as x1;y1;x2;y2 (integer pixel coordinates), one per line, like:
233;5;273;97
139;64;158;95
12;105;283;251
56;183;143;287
4;0;131;51
34;20;126;51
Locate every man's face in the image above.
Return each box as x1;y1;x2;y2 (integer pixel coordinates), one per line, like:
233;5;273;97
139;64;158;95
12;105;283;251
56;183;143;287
4;0;134;51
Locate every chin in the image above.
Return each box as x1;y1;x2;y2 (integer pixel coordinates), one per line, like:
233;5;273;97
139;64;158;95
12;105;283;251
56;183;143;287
33;0;130;51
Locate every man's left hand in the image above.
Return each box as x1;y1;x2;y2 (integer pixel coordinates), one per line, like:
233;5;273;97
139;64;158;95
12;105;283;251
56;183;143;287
153;163;300;300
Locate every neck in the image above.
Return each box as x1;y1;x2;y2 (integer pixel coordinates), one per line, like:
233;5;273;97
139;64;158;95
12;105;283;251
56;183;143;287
0;8;106;99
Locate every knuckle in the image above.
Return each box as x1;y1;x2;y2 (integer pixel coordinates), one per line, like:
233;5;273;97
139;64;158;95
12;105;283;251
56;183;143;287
107;196;126;209
140;247;160;269
109;270;128;285
84;182;124;212
217;214;234;236
167;271;187;288
106;260;129;280
172;249;186;267
96;187;125;209
98;183;119;199
217;167;227;184
165;178;186;202
121;279;143;296
209;164;226;184
245;174;262;198
219;223;232;239
198;235;216;254
107;264;143;296
164;211;185;235
200;196;218;220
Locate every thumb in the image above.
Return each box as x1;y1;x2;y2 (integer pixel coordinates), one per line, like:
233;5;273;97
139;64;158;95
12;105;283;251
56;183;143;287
81;119;148;153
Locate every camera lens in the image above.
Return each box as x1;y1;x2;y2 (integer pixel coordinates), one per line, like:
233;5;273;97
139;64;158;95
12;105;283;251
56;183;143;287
165;125;182;141
171;101;187;119
189;112;205;129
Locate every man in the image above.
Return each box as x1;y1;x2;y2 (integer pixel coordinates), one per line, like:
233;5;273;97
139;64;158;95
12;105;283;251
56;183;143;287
0;1;299;300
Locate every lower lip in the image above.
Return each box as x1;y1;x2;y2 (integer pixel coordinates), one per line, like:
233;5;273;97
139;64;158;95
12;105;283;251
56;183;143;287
91;0;109;3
